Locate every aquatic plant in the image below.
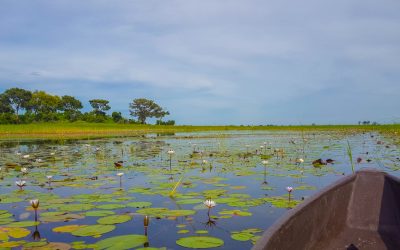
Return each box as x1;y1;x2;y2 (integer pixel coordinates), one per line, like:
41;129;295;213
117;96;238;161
168;149;175;170
46;175;53;186
169;175;183;197
346;141;355;174
117;172;124;188
204;199;216;217
286;186;293;202
30;199;39;221
16;180;26;190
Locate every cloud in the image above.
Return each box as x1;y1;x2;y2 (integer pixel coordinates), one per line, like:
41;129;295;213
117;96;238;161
0;0;399;124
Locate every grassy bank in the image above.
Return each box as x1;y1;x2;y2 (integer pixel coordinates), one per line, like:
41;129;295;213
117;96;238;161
0;122;399;140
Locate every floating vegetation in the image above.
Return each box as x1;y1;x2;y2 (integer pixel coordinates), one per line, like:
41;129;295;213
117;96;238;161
0;130;398;249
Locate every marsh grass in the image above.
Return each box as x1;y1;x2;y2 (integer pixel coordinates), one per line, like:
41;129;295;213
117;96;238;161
346;141;355;174
0;121;399;140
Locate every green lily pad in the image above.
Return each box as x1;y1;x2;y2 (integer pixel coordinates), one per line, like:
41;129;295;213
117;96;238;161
53;225;86;233
0;227;30;241
97;204;126;210
97;215;132;225
85;210;116;217
71;225;116;237
176;236;224;248
95;234;148;249
126;202;152;208
231;232;253;241
176;199;203;205
6;221;39;227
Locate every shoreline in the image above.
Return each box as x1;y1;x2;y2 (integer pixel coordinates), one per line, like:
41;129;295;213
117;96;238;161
0;122;399;140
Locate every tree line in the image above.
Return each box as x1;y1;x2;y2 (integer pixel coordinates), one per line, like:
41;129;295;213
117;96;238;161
0;88;174;125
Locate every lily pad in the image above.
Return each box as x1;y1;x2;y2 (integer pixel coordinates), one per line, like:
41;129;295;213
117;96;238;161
85;210;116;217
126;202;152;208
6;221;39;228
95;234;148;249
97;204;126;210
97;215;132;225
53;225;86;233
71;225;116;237
176;236;224;248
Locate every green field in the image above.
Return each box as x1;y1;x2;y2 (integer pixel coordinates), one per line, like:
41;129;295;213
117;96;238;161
0;122;399;140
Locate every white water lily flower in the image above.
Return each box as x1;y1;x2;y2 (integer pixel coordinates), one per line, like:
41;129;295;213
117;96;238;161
202;160;208;164
46;175;53;180
50;152;55;156
21;167;28;174
286;186;294;193
117;172;124;177
167;150;175;155
296;158;304;164
204;199;216;208
30;199;39;209
16;180;26;187
35;159;43;163
262;160;269;165
23;154;30;159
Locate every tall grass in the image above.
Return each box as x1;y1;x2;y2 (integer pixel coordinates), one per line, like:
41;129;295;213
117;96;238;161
0;121;399;140
346;141;355;174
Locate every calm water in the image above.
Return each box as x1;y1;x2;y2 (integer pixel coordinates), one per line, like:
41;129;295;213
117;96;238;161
0;130;399;249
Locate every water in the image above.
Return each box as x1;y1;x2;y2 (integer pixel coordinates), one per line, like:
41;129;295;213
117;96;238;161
0;130;399;249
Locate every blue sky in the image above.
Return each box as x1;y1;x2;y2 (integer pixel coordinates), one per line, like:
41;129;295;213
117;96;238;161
1;0;399;125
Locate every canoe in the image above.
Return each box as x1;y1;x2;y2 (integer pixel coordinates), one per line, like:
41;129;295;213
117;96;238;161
253;169;400;250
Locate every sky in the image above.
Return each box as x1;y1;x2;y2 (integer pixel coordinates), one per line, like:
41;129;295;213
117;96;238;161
0;0;399;125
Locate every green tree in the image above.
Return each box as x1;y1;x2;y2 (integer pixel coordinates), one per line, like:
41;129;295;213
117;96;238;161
0;93;13;113
60;95;83;121
3;88;32;122
89;99;111;116
28;91;61;121
60;95;83;112
112;111;123;123
129;98;169;124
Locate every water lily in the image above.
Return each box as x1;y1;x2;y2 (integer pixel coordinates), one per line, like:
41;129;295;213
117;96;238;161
46;175;53;186
286;186;293;202
35;158;44;163
23;154;30;159
202;159;208;164
21;167;28;174
204;199;216;208
167;149;174;170
296;158;304;164
30;199;39;209
204;199;216;217
16;180;26;190
262;160;269;165
117;172;124;188
30;199;39;221
50;152;55;156
144;215;149;227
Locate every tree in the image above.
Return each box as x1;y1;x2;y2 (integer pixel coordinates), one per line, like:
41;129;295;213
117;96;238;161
0;94;13;113
28;91;61;121
3;88;32;122
60;95;82;112
112;111;123;123
60;95;83;121
129;98;169;124
89;99;110;116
